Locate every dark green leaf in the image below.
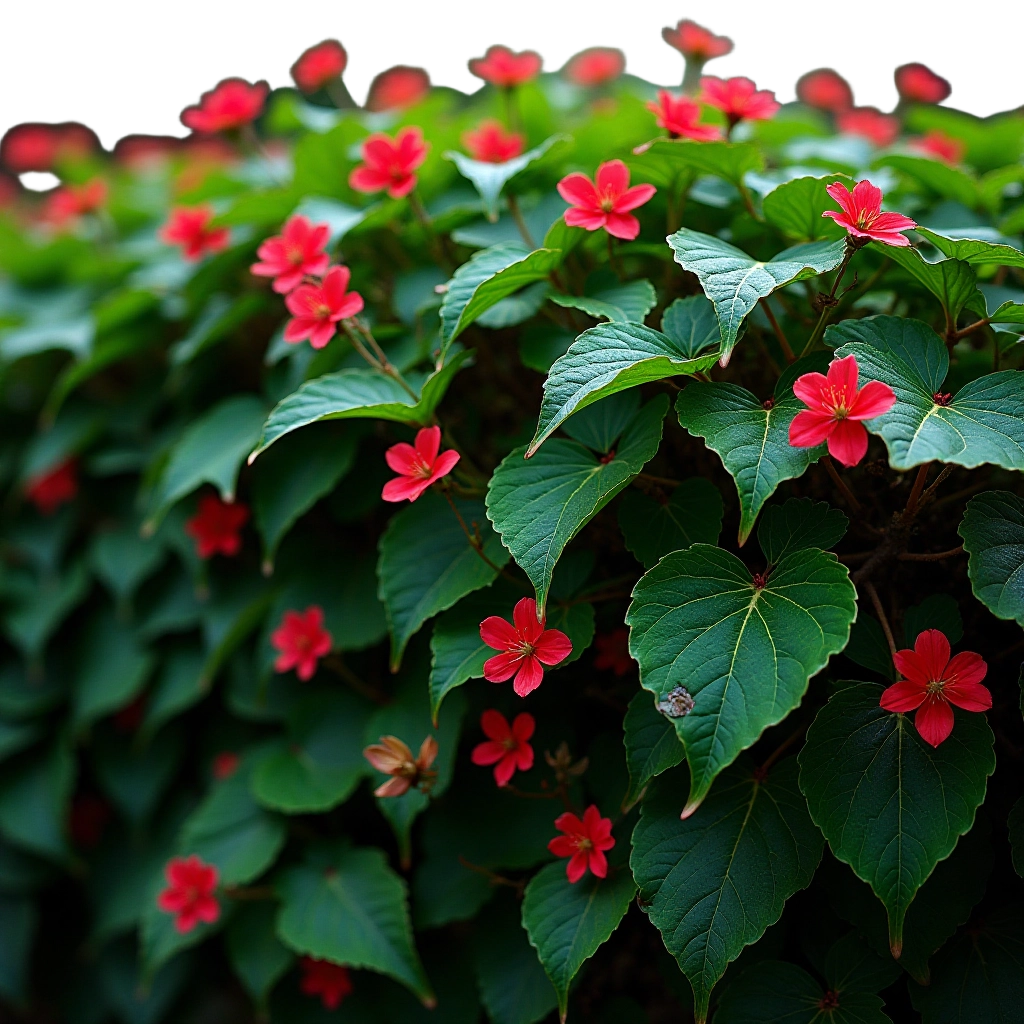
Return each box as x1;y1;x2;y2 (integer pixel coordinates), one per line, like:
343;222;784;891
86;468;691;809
1009;796;1024;879
843;615;897;680
93;727;182;823
660;295;722;358
622;690;685;810
0;741;73;861
0;894;35;1001
559;389;641;453
762;174;854;241
916;227;1024;269
226;902;294;1006
881;246;983;323
757;497;848;566
903;595;963;647
878;156;980;208
91;523;165;603
3;560;90;659
549;279;657;324
958;491;1024;626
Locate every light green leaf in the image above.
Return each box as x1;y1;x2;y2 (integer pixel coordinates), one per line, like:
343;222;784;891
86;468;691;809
629;138;764;189
915;226;1024;270
549;278;657;324
622;690;684;809
878;155;980;209
958;490;1024;627
763;173;853;241
757;497;848;566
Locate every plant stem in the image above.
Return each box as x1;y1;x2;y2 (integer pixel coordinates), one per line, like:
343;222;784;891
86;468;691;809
408;190;453;271
507;194;536;249
904;463;931;517
759;298;795;363
821;456;862;512
326;79;358;109
323;654;388;705
863;580;897;660
756;720;808;777
738;181;762;222
800;244;857;357
898;545;964;562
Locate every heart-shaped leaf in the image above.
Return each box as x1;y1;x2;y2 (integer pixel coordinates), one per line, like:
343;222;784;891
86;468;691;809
549;278;657;324
958;491;1024;626
660;295;723;357
763;174;853;241
881;246;984;323
757;497;848;566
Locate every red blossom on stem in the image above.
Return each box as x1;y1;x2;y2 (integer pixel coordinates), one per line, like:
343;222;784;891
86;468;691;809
349;127;429;200
365;66;431;112
563;48;625;87
381;425;460;503
880;630;990;747
300;958;353;1009
462;120;525;163
796;69;854;113
25;458;77;515
895;63;951;105
647;91;722;142
283;265;364;350
548;805;615;883
44;178;107;226
157;855;220;934
160;205;230;261
250;215;331;294
180;79;268;134
471;710;535;787
913;131;965;165
557;159;656;241
363;735;438;797
291;40;348;94
468;45;542;88
271;605;333;681
212;752;240;780
822;180;917;247
701;76;780;129
480;597;572;698
593;629;634;676
789;354;896;467
185;494;249;559
662;20;733;62
836;107;899;147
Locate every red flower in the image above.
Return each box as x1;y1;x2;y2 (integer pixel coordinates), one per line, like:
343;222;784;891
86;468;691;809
157;855;220;934
463;120;525;163
160;205;230;261
349;126;429;200
44;178;107;226
880;630;990;747
557;159;656;241
661;20;733;62
300;958;353;1010
647;91;722;142
471;710;535;787
895;63;951;105
185;494;249;559
363;735;438;797
212;752;240;780
822;180;916;247
271;606;333;681
365;66;431;112
796;69;854;113
836;107;899;147
283;265;364;350
548;805;615;883
701;76;780;129
1;122;98;173
469;45;542;88
381;425;460;503
913;130;965;165
594;629;634;676
480;597;572;698
789;354;896;467
563;48;625;87
25;458;77;515
291;40;348;94
181;78;268;134
251;215;330;294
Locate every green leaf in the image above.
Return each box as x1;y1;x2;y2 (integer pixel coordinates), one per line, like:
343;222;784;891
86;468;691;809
757;497;848;566
915;227;1024;270
3;560;90;659
0;894;35;1001
276;842;434;1005
762;173;854;241
91;523;165;603
93;727;182;823
958;491;1024;626
0;741;73;861
877;155;980;208
622;690;684;809
549;279;657;324
521;860;636;1021
667;230;846;364
829;315;1024;472
618;477;724;569
630;758;822;1023
226;902;294;1007
798;682;995;957
142;645;209;737
378;492;510;670
489;396;667;615
1010;797;1024;879
629;138;764;189
559;389;641;453
627;543;855;815
660;295;723;358
903;594;963;647
844;615;897;681
881;246;983;323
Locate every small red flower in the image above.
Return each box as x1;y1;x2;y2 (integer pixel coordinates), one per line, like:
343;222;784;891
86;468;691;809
661;20;733;62
701;76;780;129
283;265;364;350
469;45;542;88
594;629;634;676
300;958;353;1010
157;855;220;934
25;458;77;515
548;805;615;883
557;159;656;241
44;178;107;226
349;126;429;200
463;120;525;163
836;107;899;147
913;130;965;166
789;354;897;467
563;48;625;87
471;710;535;787
480;597;572;698
160;205;230;261
180;78;268;134
895;63;951;105
212;752;240;780
647;91;722;142
363;735;439;797
822;180;917;247
185;494;249;559
796;69;854;113
291;40;348;94
1;122;98;173
271;606;333;681
381;425;460;503
251;215;330;294
365;66;431;112
880;630;990;747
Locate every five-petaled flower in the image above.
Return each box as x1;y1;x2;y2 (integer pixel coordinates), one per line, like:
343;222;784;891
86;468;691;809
44;178;107;226
880;629;991;747
480;597;572;697
157;855;220;934
700;76;780;129
914;130;965;165
661;20;733;62
796;69;854;113
300;958;353;1010
822;180;916;247
557;159;656;241
160;204;230;261
365;66;431;112
25;458;77;515
363;735;438;797
468;45;542;88
471;710;535;787
291;40;348;94
283;265;364;349
185;494;249;559
895;63;951;105
251;215;330;294
836;107;899;147
563;48;625;88
349;126;429;199
548;805;615;883
382;425;460;503
271;606;333;681
181;78;269;134
789;354;897;467
463;120;525;163
594;629;634;676
647;91;722;141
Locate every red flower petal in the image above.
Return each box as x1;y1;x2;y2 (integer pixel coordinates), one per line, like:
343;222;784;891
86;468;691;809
880;679;926;712
914;629;951;680
414;425;442;465
511;712;536;742
533;629;572;666
914;696;954;747
471;740;507;766
789;409;835;448
827;418;869;467
513;656;545;697
603;212;642;240
792;371;829;410
480;615;520;651
944;650;988;690
384;441;421;476
942;677;992;713
557;172;600;209
483;651;524;683
480;709;512;742
848;380;897;420
512;597;543;641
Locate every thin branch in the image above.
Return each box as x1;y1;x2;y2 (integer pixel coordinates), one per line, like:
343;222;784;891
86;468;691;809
898;545;964;562
821;456;862;512
759;299;795;363
863;580;897;660
507;194;536;249
954;317;991;341
904;463;931;517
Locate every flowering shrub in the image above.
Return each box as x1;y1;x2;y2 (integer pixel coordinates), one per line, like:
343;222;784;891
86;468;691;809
0;16;1022;1024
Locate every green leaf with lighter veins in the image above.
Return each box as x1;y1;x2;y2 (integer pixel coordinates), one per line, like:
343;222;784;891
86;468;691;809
881;245;984;323
958;490;1024;627
916;227;1024;270
622;690;684;809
